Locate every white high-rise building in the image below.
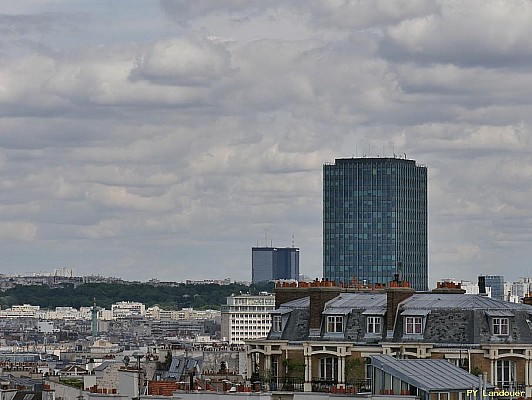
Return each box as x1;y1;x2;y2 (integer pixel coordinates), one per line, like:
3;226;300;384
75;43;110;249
221;293;275;345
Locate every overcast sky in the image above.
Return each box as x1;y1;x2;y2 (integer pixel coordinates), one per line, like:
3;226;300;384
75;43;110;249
1;1;532;286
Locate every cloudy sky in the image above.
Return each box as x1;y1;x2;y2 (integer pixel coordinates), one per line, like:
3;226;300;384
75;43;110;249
1;1;532;285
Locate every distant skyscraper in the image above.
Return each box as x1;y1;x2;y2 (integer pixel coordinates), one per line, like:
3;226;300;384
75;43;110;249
252;247;299;283
323;157;428;291
481;275;505;301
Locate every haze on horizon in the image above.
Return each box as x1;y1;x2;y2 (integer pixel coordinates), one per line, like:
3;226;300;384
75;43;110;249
1;1;532;286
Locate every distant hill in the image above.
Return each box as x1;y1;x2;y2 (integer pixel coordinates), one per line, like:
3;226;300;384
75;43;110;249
0;281;275;310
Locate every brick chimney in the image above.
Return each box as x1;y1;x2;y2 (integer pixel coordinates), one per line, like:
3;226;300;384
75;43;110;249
385;275;415;335
432;281;466;294
274;280;347;333
308;287;343;330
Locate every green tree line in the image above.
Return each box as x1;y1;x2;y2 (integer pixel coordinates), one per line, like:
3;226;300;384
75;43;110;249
0;281;274;310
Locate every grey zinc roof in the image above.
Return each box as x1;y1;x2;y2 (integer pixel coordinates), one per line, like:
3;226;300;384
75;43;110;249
484;309;515;317
362;308;387;316
279;296;310;309
324;292;386;311
400;309;431;316
274;297;310;315
371;354;493;392
403;293;532;311
93;361;114;371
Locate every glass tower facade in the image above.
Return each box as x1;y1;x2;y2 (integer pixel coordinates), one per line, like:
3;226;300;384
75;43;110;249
252;247;300;283
323;157;428;291
483;275;504;301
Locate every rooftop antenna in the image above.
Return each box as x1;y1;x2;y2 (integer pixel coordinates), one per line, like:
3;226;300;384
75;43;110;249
292;234;295;248
264;228;268;247
396;261;403;282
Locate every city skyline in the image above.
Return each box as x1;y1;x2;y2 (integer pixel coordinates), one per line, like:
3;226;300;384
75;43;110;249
2;2;532;286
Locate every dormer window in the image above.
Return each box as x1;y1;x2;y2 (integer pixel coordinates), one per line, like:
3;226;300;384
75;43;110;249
326;316;343;333
493;317;509;335
272;315;282;332
405;316;423;335
485;310;513;336
366;316;382;334
401;309;429;336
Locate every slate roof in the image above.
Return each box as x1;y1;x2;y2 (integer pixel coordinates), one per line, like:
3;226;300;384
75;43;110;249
269;297;310;341
402;293;532;310
93;360;115;372
280;308;310;341
396;294;532;344
12;392;43;400
323;293;386;315
271;291;532;345
371;354;493;392
272;297;310;315
159;356;203;380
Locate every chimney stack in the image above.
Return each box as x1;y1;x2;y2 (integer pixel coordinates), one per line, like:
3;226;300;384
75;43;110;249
385;276;414;336
432;281;466;294
478;276;487;295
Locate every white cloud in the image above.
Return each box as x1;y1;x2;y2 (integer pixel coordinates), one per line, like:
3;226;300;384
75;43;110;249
130;37;234;86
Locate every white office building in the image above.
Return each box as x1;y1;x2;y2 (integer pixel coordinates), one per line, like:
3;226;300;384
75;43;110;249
111;301;146;319
221;293;275;345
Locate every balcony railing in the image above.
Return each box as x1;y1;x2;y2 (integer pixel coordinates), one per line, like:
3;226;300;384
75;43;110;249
497;382;526;392
265;376;305;392
311;378;371;394
312;379;337;392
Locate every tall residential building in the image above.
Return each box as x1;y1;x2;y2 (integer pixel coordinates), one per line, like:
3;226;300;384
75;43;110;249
220;293;275;344
323;157;428;291
252;247;299;283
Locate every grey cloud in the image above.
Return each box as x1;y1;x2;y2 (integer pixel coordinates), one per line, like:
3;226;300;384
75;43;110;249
0;12;86;36
159;0;282;24
305;0;438;30
3;1;532;284
381;0;532;66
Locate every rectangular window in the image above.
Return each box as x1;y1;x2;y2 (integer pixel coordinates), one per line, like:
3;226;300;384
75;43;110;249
405;316;423;334
326;316;343;333
319;357;338;381
493;318;509;335
272;315;282;332
496;359;516;387
366;316;382;334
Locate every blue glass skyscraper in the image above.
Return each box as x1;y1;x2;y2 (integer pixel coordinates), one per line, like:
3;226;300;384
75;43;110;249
482;275;505;301
323;157;428;291
252;247;300;283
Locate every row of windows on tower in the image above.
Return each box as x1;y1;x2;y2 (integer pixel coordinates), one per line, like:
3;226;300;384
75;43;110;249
324;211;425;220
